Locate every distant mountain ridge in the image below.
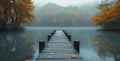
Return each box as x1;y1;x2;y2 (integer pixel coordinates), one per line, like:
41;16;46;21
29;3;99;27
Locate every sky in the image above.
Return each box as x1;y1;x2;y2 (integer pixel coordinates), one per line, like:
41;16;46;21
33;0;103;7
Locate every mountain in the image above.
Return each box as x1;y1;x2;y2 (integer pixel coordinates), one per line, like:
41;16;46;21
43;3;64;10
27;3;99;27
40;3;64;15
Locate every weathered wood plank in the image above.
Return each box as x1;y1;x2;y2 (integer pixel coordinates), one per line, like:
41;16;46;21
34;30;83;61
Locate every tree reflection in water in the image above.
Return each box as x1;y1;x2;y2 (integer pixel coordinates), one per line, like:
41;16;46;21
0;32;34;61
92;31;120;61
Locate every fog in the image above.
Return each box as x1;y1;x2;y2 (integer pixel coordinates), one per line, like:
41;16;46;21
33;0;103;7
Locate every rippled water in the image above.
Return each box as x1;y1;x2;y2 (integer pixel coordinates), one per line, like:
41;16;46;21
0;27;120;61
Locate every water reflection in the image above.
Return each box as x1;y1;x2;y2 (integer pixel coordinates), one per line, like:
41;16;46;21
64;28;120;61
0;27;120;61
92;31;120;61
0;32;34;61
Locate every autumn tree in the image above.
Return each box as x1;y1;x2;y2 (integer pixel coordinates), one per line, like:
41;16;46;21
13;0;34;27
0;0;34;30
91;0;120;29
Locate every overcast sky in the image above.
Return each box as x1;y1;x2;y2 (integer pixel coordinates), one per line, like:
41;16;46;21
33;0;104;7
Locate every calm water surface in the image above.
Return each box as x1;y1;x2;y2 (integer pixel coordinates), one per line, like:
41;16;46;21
0;27;120;61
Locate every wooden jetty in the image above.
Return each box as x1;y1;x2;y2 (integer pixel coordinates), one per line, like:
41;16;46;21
35;30;84;61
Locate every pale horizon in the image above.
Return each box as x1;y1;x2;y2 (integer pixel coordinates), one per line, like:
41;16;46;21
33;0;104;7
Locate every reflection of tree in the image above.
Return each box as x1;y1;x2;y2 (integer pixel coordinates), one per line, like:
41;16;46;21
92;32;120;61
0;32;34;61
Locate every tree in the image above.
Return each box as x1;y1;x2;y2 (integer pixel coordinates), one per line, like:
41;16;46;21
0;0;34;30
13;0;34;27
91;0;120;29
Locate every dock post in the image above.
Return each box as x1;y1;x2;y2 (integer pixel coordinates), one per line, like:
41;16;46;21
51;30;56;36
65;32;68;36
66;33;68;36
39;41;45;54
53;30;56;35
48;35;51;41
62;30;66;35
51;32;54;36
62;30;68;36
73;41;80;53
62;30;71;42
68;35;71;42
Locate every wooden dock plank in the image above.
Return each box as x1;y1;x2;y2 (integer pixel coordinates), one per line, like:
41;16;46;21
35;59;84;61
34;30;84;61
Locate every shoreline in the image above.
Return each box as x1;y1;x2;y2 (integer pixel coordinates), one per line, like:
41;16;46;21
0;27;25;32
0;27;120;32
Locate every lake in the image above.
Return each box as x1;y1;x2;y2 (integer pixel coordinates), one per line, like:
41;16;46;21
0;27;120;61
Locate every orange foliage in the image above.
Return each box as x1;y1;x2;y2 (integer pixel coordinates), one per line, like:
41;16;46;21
91;0;120;27
0;0;34;27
